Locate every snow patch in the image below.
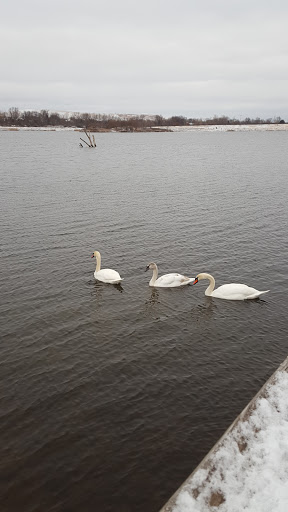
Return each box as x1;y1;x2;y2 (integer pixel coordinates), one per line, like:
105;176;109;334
163;124;288;132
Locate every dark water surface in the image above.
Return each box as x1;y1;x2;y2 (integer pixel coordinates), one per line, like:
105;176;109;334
0;130;288;512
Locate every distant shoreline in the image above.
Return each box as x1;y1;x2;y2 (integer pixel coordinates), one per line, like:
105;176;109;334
0;124;288;133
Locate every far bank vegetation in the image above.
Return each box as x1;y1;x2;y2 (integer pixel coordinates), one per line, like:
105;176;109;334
0;108;285;131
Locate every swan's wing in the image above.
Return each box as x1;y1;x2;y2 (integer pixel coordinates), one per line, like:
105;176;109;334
156;273;193;287
96;268;122;281
214;283;262;299
154;273;178;286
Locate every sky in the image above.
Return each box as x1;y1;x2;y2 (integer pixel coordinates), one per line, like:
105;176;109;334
1;0;288;119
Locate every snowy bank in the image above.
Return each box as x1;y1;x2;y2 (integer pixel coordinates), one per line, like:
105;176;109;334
161;356;288;512
158;124;288;132
1;124;288;133
0;126;77;131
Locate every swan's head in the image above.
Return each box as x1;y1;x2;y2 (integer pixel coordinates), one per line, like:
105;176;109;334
193;273;213;284
91;250;101;259
145;262;157;272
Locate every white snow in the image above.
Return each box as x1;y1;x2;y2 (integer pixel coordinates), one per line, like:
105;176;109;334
0;126;76;131
161;124;288;132
1;123;287;132
172;370;288;512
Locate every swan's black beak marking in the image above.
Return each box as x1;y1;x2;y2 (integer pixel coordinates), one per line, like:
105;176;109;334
193;277;198;285
145;265;149;272
91;254;94;258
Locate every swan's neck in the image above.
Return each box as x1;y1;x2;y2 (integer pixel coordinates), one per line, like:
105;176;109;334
203;274;215;296
149;265;158;286
95;253;101;272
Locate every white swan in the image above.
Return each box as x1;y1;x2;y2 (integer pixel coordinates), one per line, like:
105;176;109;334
145;262;195;288
91;250;123;284
193;273;269;300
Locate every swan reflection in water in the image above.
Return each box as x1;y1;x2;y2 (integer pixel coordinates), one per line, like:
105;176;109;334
89;279;124;302
95;280;123;293
146;288;160;306
144;288;161;319
191;297;218;321
112;283;124;293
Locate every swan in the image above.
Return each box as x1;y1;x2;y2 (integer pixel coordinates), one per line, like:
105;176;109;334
193;273;269;300
145;262;195;288
91;250;123;284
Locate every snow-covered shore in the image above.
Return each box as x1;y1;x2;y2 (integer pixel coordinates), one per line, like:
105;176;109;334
0;126;77;131
161;356;288;512
160;124;288;132
0;124;287;132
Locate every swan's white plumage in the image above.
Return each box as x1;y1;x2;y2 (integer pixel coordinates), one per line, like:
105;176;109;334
92;250;123;284
146;262;194;288
94;268;122;284
194;273;269;300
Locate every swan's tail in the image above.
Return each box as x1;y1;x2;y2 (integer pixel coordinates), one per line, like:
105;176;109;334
248;290;270;299
181;277;196;285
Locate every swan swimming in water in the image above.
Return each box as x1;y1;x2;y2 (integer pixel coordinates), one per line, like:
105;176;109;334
145;262;195;288
91;250;123;284
193;273;269;300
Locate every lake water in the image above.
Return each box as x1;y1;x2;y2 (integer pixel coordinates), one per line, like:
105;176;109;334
0;130;288;512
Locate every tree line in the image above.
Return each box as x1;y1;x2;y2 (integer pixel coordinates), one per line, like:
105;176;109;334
0;107;285;130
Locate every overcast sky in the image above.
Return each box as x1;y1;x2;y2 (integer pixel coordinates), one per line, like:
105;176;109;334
1;0;288;119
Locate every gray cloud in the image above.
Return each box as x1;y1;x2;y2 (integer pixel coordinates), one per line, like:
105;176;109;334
1;0;288;118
